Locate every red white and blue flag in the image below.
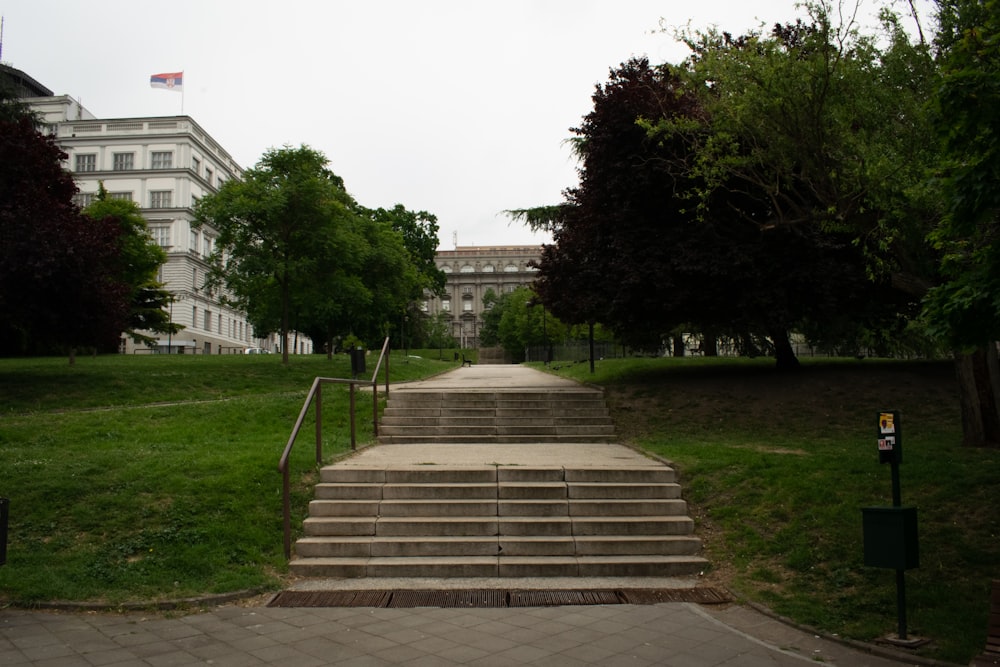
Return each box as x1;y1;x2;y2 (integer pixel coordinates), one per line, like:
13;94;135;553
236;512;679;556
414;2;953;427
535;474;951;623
150;72;184;92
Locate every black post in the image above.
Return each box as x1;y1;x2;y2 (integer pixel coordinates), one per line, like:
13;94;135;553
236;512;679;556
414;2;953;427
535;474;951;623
896;568;908;640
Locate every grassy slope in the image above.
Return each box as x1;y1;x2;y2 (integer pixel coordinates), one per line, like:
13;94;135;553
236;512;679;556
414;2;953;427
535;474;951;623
536;356;999;664
0;352;456;604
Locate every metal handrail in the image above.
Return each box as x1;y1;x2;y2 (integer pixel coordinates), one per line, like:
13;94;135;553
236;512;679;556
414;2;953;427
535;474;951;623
278;337;391;560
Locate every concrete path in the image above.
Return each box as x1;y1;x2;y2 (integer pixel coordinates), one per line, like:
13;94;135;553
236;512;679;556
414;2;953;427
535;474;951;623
0;365;926;665
0;600;921;666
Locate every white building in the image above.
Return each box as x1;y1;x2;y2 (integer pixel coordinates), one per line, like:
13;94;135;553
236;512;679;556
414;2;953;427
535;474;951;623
14;73;312;355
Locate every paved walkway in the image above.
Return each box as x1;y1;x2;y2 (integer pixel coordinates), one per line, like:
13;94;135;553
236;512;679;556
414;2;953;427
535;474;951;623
0;366;927;666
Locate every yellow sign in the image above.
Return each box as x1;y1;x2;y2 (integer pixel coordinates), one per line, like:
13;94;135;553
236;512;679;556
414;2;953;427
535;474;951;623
879;412;895;434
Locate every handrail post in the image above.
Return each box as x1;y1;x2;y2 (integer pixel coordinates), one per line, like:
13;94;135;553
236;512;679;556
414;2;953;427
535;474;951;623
349;382;357;450
372;381;379;438
315;381;323;466
282;468;291;560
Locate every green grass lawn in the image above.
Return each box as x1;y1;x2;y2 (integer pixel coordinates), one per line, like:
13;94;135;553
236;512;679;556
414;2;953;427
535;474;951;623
0;351;457;604
535;356;999;664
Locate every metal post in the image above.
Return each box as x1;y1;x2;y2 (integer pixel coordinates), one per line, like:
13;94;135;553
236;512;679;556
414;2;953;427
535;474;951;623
315;382;323;465
372;383;379;438
891;458;906;639
896;568;908;640
281;471;291;560
349;383;356;450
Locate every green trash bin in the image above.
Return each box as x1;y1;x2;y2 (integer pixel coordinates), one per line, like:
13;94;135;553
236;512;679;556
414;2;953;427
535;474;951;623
862;506;919;570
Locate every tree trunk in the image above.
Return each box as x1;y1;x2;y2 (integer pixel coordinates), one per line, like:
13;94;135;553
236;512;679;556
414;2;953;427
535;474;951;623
769;329;800;371
702;329;719;357
68;347;76;366
672;334;685;358
954;345;1000;447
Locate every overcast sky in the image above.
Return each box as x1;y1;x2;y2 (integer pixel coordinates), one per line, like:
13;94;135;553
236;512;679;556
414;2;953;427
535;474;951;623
3;1;930;248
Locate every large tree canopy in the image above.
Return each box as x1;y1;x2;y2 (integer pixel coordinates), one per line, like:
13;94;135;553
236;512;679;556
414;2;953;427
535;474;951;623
530;51;891;369
196;145;437;361
0;92;131;359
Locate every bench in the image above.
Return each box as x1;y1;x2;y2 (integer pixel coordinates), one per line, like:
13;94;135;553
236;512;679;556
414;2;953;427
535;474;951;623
461;354;473;367
972;580;1000;666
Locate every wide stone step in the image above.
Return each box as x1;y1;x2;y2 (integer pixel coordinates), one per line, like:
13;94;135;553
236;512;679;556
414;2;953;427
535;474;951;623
378;425;616;436
294;535;703;559
288;555;708;578
379;415;614;426
379;434;615;444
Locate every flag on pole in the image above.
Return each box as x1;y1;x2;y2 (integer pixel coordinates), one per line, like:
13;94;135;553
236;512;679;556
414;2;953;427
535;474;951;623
150;72;184;92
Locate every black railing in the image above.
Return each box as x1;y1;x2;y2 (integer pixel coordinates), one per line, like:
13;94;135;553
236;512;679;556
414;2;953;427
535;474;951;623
278;337;391;559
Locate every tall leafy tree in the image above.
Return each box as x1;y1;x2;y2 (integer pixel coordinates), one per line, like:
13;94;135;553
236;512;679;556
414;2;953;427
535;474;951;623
195;145;365;364
528;55;882;369
0;91;130;360
924;0;1000;445
83;185;180;346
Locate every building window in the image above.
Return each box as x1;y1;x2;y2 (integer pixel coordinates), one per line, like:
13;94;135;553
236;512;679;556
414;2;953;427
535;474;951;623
150;190;172;208
75;154;96;172
205;167;213;185
460;265;475;273
441;266;452;273
192;157;201;174
504;264;518;272
110;191;133;201
150;225;171;248
462;286;473;294
442;300;451;312
112;152;134;171
73;192;95;207
192;306;198;329
463;300;473;312
482;264;495;272
203;236;213;257
420;301;428;312
204;310;212;332
504;285;516;293
190;230;199;254
151;151;173;169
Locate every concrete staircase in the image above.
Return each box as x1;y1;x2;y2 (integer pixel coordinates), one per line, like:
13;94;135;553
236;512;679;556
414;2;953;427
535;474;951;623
377;389;616;444
288;387;707;579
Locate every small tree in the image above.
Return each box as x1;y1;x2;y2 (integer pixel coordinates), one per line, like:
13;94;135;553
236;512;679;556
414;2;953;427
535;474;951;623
84;185;181;347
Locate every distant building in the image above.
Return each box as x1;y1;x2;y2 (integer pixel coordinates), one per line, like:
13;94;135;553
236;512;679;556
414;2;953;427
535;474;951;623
425;245;541;348
9;68;311;354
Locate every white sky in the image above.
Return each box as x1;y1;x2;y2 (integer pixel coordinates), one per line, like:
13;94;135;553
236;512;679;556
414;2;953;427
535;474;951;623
2;0;931;248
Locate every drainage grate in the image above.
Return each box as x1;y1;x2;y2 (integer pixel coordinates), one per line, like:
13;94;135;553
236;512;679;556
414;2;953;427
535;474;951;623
268;587;730;608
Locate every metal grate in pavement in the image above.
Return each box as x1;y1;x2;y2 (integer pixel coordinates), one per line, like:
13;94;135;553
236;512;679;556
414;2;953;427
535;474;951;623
268;587;731;608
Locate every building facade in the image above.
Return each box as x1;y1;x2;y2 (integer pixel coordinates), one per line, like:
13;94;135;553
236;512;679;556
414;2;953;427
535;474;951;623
18;85;311;355
425;245;541;348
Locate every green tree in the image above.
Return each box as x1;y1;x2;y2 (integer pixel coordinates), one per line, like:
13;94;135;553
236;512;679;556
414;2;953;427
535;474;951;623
654;4;939;366
0;92;130;360
924;0;1000;445
355;205;441;348
83;184;181;346
195;145;365;364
